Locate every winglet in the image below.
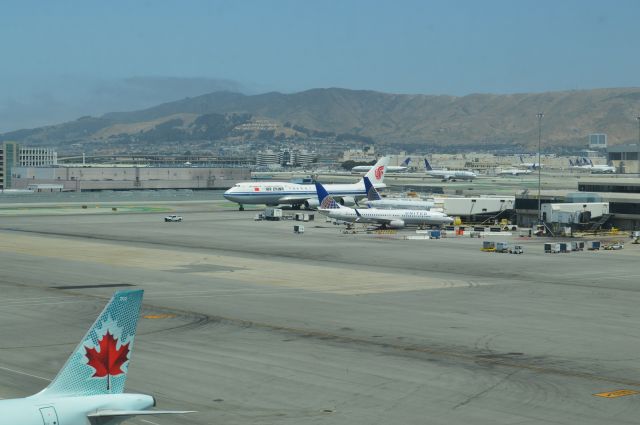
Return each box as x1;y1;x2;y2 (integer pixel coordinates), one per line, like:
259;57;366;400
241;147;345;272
363;176;382;201
40;290;144;397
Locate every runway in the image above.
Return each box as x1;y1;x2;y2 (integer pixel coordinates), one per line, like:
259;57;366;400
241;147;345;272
1;204;639;424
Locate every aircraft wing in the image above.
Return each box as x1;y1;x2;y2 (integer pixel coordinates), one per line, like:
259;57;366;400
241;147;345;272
88;410;195;424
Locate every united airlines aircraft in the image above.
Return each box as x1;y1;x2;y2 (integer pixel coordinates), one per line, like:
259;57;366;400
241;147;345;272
0;289;193;425
424;159;477;181
363;176;435;210
224;156;389;210
315;181;452;228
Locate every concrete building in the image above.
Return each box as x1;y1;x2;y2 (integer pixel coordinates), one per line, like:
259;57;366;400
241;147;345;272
20;147;58;167
0;142;20;189
588;133;607;150
11;165;250;191
256;151;280;167
607;144;640;173
516;179;640;230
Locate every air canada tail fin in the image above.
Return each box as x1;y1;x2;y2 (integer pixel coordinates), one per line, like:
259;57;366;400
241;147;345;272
424;158;433;171
363;176;382;201
363;156;389;186
39;290;144;397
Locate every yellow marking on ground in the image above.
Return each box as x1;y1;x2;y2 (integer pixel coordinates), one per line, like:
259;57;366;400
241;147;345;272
0;232;495;295
143;314;176;319
593;389;640;398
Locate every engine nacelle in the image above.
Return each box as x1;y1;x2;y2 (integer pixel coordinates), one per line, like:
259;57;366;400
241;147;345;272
338;196;356;206
304;199;319;210
388;219;405;229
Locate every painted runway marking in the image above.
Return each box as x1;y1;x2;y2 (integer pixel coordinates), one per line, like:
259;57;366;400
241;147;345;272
0;365;51;382
593;389;640;398
143;314;176;319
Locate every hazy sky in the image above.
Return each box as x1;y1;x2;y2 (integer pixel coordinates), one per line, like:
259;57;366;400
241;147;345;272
1;0;639;131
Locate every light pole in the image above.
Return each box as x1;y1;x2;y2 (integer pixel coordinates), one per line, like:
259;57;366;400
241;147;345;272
537;112;544;223
636;116;640;145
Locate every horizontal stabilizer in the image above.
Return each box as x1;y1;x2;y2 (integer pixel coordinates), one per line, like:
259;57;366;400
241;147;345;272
88;410;196;417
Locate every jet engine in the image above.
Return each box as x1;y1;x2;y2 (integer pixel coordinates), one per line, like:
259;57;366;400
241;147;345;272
303;199;319;210
388;219;405;229
338;196;356;206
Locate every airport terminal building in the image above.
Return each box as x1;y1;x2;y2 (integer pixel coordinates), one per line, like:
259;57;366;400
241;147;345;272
10;165;251;191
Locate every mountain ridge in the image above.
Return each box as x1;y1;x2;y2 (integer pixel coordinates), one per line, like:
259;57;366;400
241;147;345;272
3;86;640;151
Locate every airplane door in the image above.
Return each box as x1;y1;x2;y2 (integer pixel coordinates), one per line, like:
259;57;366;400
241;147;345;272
40;406;59;425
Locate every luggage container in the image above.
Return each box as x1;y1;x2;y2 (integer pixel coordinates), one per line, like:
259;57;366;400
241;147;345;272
264;208;283;221
481;241;496;252
430;230;441;239
586;241;601;250
495;242;509;253
293;225;305;234
545;243;561;253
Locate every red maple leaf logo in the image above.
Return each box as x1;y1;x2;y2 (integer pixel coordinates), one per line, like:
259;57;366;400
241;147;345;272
85;330;130;378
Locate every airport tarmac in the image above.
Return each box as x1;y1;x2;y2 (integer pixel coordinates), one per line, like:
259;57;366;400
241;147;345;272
1;203;640;424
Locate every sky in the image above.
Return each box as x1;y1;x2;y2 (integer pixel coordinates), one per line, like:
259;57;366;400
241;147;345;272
1;0;639;131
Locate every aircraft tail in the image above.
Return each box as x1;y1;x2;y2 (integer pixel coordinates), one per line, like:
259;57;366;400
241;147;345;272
39;290;144;397
569;159;574;166
424;158;433;171
363;156;389;186
315;182;342;210
363;176;382;201
402;157;411;166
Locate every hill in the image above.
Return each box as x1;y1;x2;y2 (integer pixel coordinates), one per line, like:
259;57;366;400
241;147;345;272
3;87;640;152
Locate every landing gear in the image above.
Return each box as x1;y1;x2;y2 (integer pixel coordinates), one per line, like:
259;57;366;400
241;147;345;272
293;204;301;210
239;205;244;211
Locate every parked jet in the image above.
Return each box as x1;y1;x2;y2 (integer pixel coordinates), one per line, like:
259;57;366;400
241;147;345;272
518;156;542;169
363;176;435;210
569;157;615;174
498;168;532;176
315;181;452;228
424;159;477;181
352;157;411;173
0;289;193;425
224;157;389;210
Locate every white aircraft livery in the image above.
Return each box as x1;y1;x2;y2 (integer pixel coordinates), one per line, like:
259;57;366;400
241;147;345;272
0;289;193;425
352;157;411;173
316;179;453;228
498;168;532;176
424;159;477;181
569;157;615;174
224;156;389;210
363;175;435;210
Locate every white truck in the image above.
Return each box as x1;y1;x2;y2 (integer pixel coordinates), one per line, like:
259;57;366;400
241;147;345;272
164;215;183;222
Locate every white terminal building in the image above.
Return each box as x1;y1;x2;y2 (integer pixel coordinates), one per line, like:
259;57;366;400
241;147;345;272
20;147;58;167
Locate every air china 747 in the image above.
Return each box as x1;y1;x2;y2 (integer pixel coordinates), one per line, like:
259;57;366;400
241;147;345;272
224;156;389;210
0;289;193;425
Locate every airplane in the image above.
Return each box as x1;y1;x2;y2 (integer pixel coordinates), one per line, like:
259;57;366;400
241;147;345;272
315;181;453;228
224;156;389;210
363;176;435;210
569;157;615;174
424;159;477;182
0;289;193;425
498;168;532;176
352;157;411;173
518;155;542;170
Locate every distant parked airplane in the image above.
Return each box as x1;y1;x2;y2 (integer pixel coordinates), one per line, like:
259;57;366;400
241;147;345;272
498;168;532;176
424;159;477;181
518;155;542;170
569;157;615;174
352;157;411;173
224;157;389;210
363;176;435;210
0;290;193;424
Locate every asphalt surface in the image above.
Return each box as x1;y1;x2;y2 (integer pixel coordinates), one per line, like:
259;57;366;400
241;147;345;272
1;204;640;424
